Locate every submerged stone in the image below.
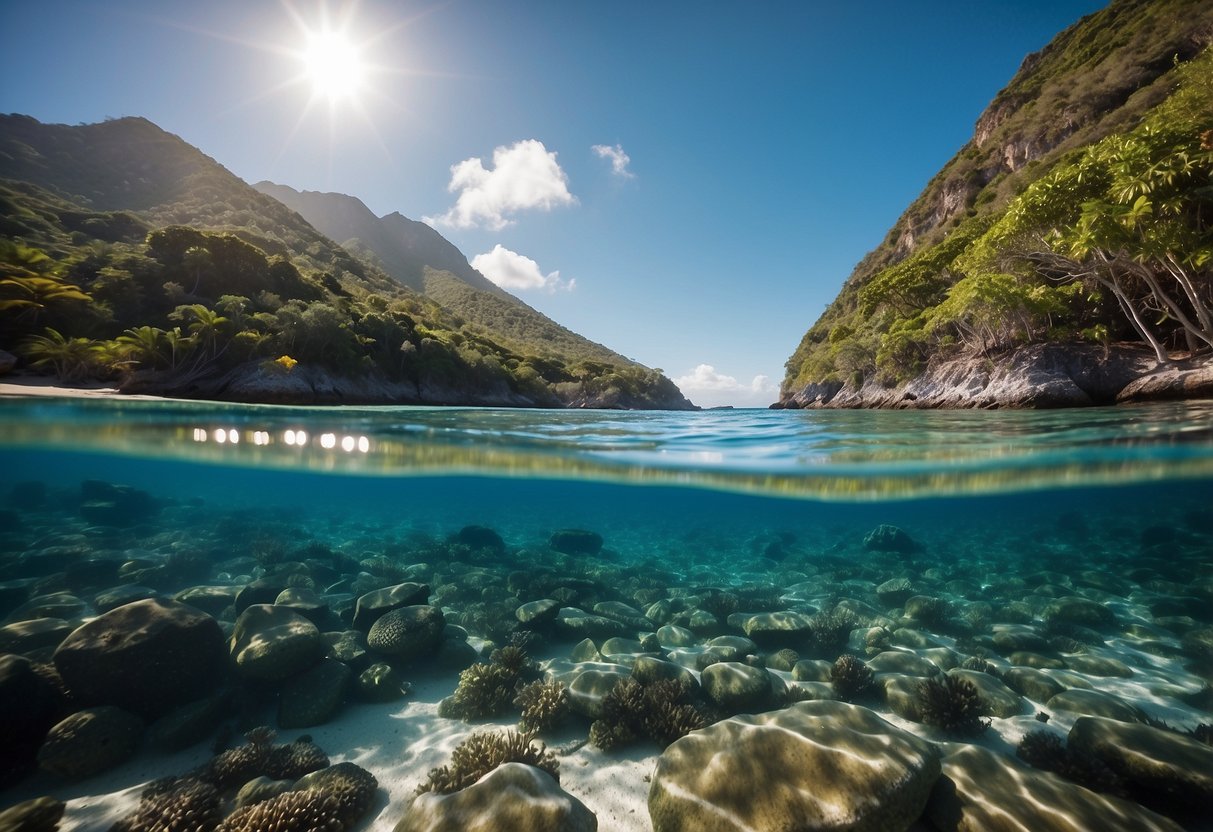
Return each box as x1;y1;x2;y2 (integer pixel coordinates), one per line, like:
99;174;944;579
1046;689;1143;723
278;658;351;728
548;529;604;555
649;700;940;832
701;661;780;714
37;706;143;779
366;605;445;661
230;604;326;681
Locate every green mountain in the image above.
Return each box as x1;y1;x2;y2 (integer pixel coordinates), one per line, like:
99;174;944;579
781;0;1213;407
0;115;692;409
253;182;629;368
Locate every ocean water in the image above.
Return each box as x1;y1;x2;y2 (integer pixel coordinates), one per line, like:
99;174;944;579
1;395;1212;830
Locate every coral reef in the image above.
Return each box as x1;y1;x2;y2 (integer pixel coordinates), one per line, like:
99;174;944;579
438;647;534;720
416;730;558;795
197;728;328;789
589;677;706;751
514;680;570;734
830;654;875;702
917;675;991;737
214;789;343;832
293;762;379;828
808;608;858;657
109;777;222;832
1016;729;1126;796
0;796;66;832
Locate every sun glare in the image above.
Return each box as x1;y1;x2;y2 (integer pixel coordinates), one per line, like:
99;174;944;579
302;30;365;103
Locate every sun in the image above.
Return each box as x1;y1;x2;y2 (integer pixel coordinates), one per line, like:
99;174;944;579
301;29;365;103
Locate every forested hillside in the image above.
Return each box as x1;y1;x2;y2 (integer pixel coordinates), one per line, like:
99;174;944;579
782;0;1213;406
0;115;691;408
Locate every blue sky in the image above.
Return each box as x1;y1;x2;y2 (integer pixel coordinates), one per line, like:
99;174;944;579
0;0;1107;406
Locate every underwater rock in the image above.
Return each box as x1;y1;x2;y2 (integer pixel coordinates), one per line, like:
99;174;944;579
599;636;652;661
555;608;625;640
366;605;445;661
6;592;85;623
0;654;64;785
453;525;506;553
992;627;1051;653
925;744;1182;832
593;601;651;629
655;624;696;648
740;611;814;648
149;691;229;751
274;587;329;624
1063;654;1133;677
324;629;370;669
569;638;601;662
862;525;917;553
701;661;779;714
793;658;833;682
37;705;143;778
1002;667;1066;703
1046;689;1143;723
947;669;1025;718
399;762;595;832
278;658;351;728
233;577;291;614
1068;717;1213;820
92;584;157;614
1043;596;1115;629
215;788;344;832
174;585;239;617
548;529;603;556
0;618;74;655
515;598;560;627
632;656;699;692
53;598;226;718
866;650;939;677
560;665;631;719
230;604;325;682
356;662;410;702
649;700;939;832
79;480;158;527
0;796;65;832
1009;651;1065;669
353;582;431;631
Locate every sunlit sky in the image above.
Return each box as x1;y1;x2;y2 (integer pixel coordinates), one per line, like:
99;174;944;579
0;0;1107;407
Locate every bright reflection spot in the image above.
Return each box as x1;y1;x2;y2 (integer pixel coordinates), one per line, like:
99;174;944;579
228;429;239;444
357;436;370;453
253;431;270;446
284;429;297;445
341;435;355;452
320;432;337;449
193;428;207;442
213;428;227;444
297;430;308;446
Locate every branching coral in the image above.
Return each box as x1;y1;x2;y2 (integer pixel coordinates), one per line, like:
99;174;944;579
215;789;344;832
830;654;875;702
439;647;535;720
109;778;222;832
917;675;991;737
416;730;558;795
293;763;379;828
197;728;327;789
514;681;569;734
807;608;858;658
589;677;706;751
1016;729;1126;796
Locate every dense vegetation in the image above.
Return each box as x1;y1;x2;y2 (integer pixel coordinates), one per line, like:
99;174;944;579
784;0;1213;395
0;116;688;408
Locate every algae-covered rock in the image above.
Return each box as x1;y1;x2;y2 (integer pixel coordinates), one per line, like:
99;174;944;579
278;658;351;728
947;669;1025;718
863;524;917;553
230;604;325;681
515;598;560;626
1068;716;1213;822
1043;596;1115;628
357;662;410;702
273;587;328;623
293;762;380;828
353;582;430;631
398;762;596;832
548;529;603;555
0;618;73;655
234;776;294;809
54;598;226;718
649;700;940;832
876;577;915;607
0;796;66;832
366;605;445;660
149;692;229;751
1062;654;1133;677
1002;667;1066;703
867;650;939;677
740;611;814;647
562;666;631;719
37;706;143;778
926;744;1181;831
700;661;778;714
1046;689;1143;722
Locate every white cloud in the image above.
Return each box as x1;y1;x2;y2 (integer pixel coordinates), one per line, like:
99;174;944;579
471;244;574;293
674;364;777;408
592;143;634;179
424;139;576;230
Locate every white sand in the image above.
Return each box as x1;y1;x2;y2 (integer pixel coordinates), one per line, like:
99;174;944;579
0;378;172;401
1;669;657;831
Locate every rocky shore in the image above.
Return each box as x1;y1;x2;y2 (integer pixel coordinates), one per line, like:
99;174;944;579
776;344;1213;409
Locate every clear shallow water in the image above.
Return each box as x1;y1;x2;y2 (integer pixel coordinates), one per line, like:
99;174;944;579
2;394;1212;830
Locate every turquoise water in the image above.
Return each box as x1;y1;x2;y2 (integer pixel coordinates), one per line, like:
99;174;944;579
2;395;1212;829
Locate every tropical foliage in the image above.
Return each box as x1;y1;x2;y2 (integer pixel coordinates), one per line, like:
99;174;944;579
785;11;1213;393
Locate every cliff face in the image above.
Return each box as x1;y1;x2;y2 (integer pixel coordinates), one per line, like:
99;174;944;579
781;0;1213;408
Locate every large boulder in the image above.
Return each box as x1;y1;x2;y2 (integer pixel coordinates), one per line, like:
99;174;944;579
1068;716;1213;823
52;598;226;719
37;706;143;779
548;529;603;556
396;762;596;832
278;658;351;728
353;583;430;631
648;700;940;831
230;604;326;681
700;661;779;714
79;480;158;527
366;605;445;661
926;744;1181;831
